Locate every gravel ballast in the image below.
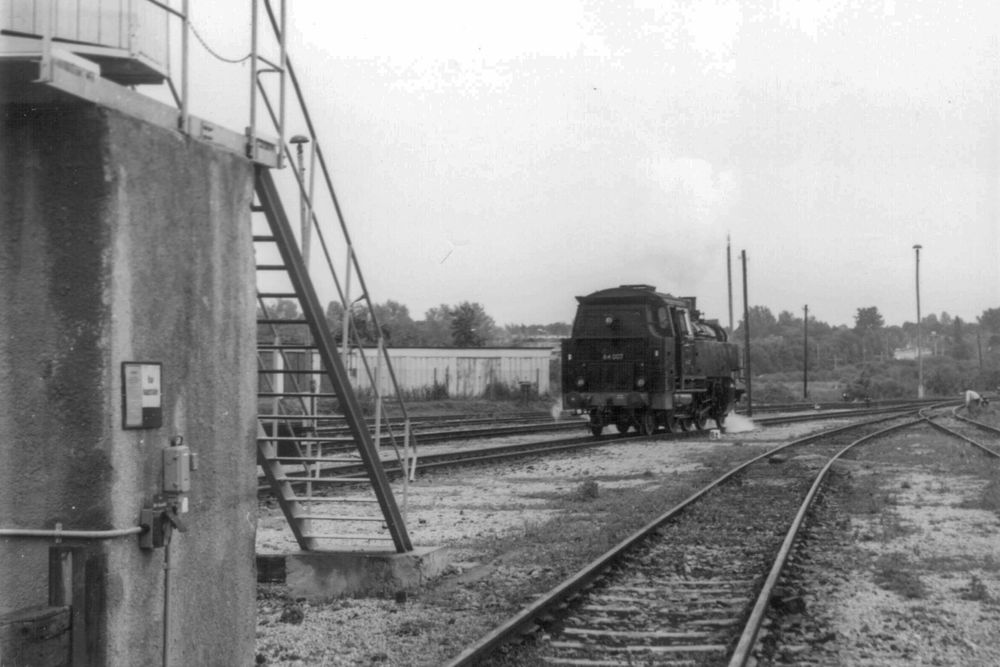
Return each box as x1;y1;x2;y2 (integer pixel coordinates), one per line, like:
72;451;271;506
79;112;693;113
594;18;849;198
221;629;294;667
256;421;785;666
255;412;1000;666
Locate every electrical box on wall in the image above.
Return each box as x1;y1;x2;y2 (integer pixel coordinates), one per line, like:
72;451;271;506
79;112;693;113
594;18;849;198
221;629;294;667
121;362;163;429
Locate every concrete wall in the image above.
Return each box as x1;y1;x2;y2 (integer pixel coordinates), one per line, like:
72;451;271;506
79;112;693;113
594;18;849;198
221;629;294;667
0;102;257;665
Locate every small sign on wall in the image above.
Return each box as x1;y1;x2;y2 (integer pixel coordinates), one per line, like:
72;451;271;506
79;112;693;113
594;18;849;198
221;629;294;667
122;362;163;429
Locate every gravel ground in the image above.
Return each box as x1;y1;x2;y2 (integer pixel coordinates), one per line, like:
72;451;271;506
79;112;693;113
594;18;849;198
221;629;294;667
255;410;1000;666
759;416;1000;666
255;416;806;665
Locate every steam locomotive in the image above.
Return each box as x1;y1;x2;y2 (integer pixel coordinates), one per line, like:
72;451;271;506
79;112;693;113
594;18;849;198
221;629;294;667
561;285;744;436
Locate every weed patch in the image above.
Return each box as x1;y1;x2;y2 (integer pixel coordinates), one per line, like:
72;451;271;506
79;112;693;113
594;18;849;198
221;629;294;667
959;574;996;604
873;552;926;599
572;479;600;501
838;471;900;515
958;469;1000;515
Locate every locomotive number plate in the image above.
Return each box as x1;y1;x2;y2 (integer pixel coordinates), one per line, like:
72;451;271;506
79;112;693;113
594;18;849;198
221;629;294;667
602;353;624;360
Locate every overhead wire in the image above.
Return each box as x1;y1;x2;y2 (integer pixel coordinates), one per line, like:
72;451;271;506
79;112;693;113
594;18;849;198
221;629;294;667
188;18;252;64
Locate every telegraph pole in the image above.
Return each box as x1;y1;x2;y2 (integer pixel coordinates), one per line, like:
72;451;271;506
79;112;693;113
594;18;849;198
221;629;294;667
914;244;924;398
803;304;809;399
726;235;734;335
741;250;752;416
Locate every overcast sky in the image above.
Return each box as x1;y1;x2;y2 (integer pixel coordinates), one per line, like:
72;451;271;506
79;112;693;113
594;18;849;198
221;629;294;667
187;1;999;329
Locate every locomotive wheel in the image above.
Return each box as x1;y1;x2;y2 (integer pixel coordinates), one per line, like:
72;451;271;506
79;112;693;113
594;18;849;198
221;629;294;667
640;410;656;435
590;424;604;438
714;413;726;430
679;418;691;432
663;413;676;433
615;418;631;434
694;412;708;430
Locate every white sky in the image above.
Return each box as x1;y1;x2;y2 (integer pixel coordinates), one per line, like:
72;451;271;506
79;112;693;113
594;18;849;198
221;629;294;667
183;0;999;329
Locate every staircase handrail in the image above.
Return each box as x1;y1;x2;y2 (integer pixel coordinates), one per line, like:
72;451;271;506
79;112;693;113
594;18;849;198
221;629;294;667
251;1;417;454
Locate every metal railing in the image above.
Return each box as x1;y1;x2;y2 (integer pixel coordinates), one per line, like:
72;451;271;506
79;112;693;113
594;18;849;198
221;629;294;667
249;0;418;473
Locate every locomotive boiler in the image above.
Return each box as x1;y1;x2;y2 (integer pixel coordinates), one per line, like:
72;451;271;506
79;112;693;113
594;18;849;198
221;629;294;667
561;285;744;436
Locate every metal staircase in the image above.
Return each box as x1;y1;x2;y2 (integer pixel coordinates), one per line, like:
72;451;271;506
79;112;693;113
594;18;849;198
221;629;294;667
254;167;414;553
23;0;419;553
247;0;418;553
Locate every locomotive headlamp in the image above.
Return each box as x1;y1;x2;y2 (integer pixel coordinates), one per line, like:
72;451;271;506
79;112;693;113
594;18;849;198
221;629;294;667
576;377;586;388
636;377;646;389
605;316;614;327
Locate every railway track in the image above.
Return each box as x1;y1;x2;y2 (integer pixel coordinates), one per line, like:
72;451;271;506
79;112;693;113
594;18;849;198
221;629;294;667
443;406;960;666
927;405;1000;454
259;403;930;495
264;399;937;456
752;404;1000;664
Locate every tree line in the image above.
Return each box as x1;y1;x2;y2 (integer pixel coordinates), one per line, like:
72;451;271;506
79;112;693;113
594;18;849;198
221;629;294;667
258;298;570;348
738;305;1000;399
735;305;1000;373
257;297;1000;397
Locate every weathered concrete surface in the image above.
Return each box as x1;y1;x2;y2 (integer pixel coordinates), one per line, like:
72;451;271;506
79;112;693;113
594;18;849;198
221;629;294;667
0;102;257;666
259;547;450;600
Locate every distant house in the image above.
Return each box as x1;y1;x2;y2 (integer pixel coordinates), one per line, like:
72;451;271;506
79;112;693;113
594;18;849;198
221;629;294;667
893;346;932;360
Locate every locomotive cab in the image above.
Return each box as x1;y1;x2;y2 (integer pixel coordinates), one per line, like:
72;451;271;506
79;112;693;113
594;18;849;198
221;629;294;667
562;285;744;437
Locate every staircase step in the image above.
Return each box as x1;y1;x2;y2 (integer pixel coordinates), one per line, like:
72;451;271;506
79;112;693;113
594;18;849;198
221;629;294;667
274;476;369;484
268;456;360;463
303;533;395;541
297;514;385;522
257;318;310;325
289;497;380;504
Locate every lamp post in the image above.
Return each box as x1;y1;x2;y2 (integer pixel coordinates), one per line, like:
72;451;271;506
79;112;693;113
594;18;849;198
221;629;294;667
913;244;924;398
290;134;314;427
289;134;310;269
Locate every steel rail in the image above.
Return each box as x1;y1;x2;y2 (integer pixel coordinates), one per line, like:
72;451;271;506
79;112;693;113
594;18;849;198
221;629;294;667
727;416;924;666
442;411;912;666
950;405;1000;437
921;406;1000;458
307;402;926;446
262;403;934;491
731;402;998;665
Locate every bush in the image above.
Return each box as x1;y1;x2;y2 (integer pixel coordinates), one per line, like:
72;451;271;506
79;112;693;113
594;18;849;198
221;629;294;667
481;381;512;400
753;381;797;403
572;479;600;501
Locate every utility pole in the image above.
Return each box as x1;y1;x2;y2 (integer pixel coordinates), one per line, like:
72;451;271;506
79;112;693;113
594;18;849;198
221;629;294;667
914;244;924;398
803;304;809;399
977;329;983;370
726;234;734;335
741;250;752;416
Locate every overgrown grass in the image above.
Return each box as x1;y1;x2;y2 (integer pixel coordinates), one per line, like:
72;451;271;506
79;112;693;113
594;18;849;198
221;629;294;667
572;478;600;501
959;468;1000;516
838;470;900;515
873;552;927;599
959;574;996;604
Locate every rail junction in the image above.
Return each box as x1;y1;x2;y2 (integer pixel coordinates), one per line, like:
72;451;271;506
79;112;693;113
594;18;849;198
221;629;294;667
432;401;1000;666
